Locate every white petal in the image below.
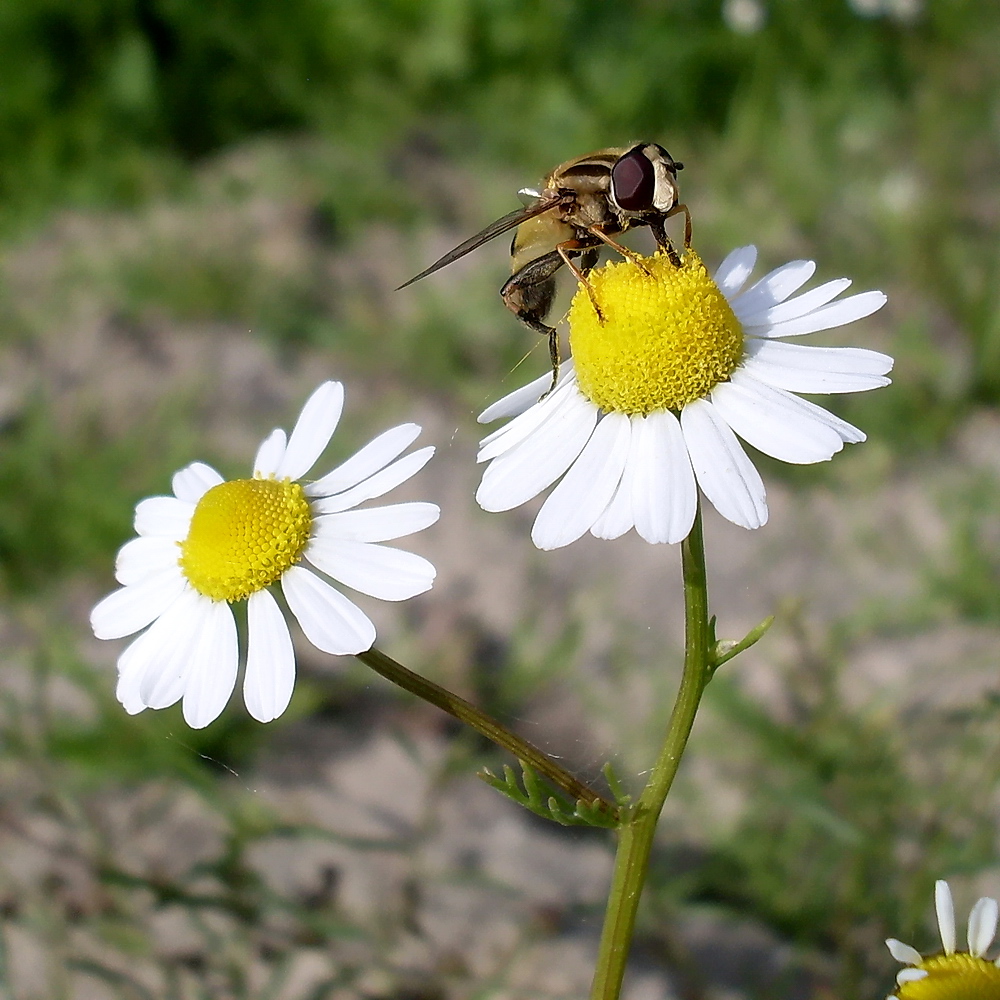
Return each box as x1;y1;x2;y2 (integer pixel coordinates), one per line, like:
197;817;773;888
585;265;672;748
134;496;194;540
117;588;210;710
711;379;846;464
114;536;180;585
632;409;698;544
281;565;376;655
740;338;893;394
478;362;575;423
731;370;865;443
479;376;579;461
313;502;440;543
254;429;288;477
680;399;767;530
310;447;435;515
172;462;223;504
968;897;999;957
750;290;887;339
531;412;631;550
305;538;436;600
244;589;296;724
731;259;816;316
275;381;345;480
896;969;928;985
477;390;597;512
739;278;853;328
181;601;239;729
91;567;187;639
936;880;956;954
714;246;758;297
306;423;422;496
885;938;923;966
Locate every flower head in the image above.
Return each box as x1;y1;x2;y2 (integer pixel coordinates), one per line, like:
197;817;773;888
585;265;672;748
886;880;1000;999
91;381;439;728
477;246;892;549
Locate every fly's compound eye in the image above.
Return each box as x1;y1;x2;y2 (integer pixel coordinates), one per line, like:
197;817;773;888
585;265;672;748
611;147;656;212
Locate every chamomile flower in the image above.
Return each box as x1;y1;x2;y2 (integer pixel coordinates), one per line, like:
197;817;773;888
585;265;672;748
91;381;439;729
477;246;892;549
886;880;1000;999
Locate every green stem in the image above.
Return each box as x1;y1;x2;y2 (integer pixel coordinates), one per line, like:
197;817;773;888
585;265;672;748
589;502;712;1000
356;646;617;819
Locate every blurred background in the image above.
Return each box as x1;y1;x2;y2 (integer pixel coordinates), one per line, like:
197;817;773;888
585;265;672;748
0;0;998;997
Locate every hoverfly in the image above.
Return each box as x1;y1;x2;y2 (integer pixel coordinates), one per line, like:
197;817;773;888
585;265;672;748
398;143;690;387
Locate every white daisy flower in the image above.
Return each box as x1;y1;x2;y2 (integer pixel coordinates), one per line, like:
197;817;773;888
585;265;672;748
886;879;1000;999
476;246;892;549
91;381;439;729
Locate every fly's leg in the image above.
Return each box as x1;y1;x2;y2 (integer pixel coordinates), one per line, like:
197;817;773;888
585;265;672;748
647;217;681;267
556;242;605;323
586;228;655;275
501;249;564;395
664;203;693;249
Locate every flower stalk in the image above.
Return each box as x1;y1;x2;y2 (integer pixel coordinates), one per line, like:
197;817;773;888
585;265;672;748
589;500;713;1000
356;646;618;820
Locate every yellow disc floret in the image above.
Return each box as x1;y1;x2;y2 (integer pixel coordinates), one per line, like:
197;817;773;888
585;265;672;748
180;478;312;603
895;953;1000;1000
569;250;744;415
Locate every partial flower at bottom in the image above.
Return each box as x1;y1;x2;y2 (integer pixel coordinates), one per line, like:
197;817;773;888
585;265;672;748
477;246;892;549
91;381;439;728
886;879;1000;999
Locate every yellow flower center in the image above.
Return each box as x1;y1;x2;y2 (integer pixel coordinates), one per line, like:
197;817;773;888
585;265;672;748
179;478;312;603
896;953;1000;1000
568;250;744;415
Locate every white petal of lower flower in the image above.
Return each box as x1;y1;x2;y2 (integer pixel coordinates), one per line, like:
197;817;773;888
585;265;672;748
306;423;421;497
937;880;957;953
730;370;865;443
740;278;853;328
632;409;697;544
313;502;440;543
713;245;758;297
741;338;893;394
752;290;887;340
244;589;296;723
711;378;847;464
305;538;436;600
531;411;631;550
90;567;187;639
253;429;288;477
172;462;224;504
885;938;923;966
730;260;816;317
181;600;239;729
479;366;570;423
311;447;435;515
681;399;767;529
115;536;181;586
477;389;597;512
281;565;376;655
896;969;928;985
275;381;344;481
968;896;999;957
134;496;194;540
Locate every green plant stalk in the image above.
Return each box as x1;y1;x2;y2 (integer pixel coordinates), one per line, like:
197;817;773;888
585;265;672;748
589;501;712;1000
356;647;617;819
